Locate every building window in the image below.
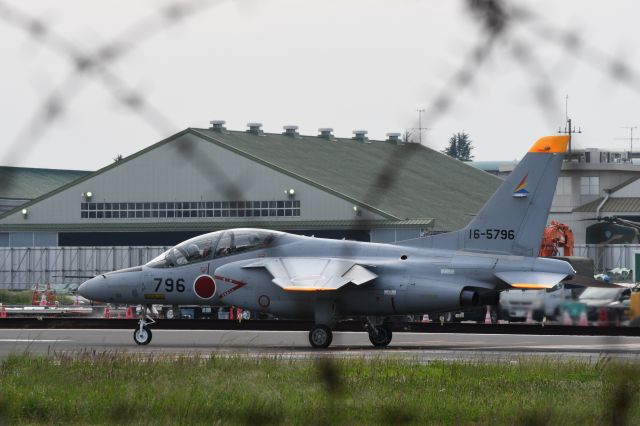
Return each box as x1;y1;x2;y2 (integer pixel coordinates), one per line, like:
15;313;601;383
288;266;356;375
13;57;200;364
580;176;599;195
80;200;302;219
555;177;572;195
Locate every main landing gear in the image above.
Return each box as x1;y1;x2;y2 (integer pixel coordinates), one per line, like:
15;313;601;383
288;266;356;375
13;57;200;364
307;318;394;349
364;318;393;348
133;305;156;345
367;324;393;347
309;324;333;348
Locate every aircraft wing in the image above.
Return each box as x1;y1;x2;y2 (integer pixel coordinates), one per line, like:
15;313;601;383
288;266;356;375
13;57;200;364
496;271;623;289
243;257;378;291
495;271;569;290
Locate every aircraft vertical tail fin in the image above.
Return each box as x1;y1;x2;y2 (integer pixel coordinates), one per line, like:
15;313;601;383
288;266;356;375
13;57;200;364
460;135;569;256
403;135;569;256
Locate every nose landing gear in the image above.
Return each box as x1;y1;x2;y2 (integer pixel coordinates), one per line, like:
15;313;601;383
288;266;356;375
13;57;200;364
133;326;152;345
133;305;156;345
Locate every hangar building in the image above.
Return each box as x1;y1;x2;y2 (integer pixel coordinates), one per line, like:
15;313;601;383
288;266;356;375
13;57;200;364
0;123;500;288
0;124;499;247
0;166;89;215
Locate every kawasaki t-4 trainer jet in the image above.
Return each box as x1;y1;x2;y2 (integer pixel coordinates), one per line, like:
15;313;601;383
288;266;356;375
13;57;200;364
79;135;612;348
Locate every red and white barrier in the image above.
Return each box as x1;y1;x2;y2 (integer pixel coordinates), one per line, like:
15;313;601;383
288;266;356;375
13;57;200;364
525;309;534;324
484;306;493;324
578;309;589;326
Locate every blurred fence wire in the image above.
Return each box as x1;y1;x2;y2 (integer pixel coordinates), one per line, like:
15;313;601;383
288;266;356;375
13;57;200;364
0;0;218;168
2;0;640;203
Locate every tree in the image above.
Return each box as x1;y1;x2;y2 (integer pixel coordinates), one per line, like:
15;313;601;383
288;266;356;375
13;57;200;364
402;129;414;143
442;132;474;161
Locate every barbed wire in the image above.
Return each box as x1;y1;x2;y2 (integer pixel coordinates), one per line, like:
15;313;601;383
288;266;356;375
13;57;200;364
0;0;219;168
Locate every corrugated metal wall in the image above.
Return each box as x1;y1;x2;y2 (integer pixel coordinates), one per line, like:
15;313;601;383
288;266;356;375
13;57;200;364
0;246;168;290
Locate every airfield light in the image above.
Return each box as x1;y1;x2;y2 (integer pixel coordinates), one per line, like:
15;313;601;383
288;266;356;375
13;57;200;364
21;208;28;218
288;188;295;196
83;191;93;201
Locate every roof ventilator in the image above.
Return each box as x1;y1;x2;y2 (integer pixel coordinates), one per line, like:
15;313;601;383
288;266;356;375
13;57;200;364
209;120;227;132
318;128;334;140
352;130;369;143
246;122;264;135
386;132;402;144
283;125;300;138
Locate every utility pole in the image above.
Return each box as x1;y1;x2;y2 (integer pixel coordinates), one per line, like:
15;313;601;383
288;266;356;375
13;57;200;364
616;126;639;161
557;95;581;153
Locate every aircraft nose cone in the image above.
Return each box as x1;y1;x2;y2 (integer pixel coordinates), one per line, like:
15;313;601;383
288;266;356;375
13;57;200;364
78;276;103;301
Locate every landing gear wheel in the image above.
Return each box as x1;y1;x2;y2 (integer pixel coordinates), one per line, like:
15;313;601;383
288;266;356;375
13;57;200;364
133;326;152;345
368;325;392;347
309;325;333;348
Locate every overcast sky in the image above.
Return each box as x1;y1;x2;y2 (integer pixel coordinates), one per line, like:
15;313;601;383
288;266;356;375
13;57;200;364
1;0;640;170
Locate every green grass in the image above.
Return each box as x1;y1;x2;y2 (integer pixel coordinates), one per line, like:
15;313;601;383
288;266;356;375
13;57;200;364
0;353;638;425
0;290;33;305
0;290;75;306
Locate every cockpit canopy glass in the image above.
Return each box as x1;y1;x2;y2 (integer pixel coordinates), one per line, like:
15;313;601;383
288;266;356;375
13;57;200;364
146;229;278;268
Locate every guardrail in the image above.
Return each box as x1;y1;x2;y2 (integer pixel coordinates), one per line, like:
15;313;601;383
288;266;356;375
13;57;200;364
0;318;639;336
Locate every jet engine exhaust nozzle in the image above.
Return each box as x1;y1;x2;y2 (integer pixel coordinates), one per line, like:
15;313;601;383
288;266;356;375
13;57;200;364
460;289;480;307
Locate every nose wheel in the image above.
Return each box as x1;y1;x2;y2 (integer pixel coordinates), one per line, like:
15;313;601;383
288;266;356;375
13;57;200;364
133;326;152;345
133;305;156;346
309;325;333;348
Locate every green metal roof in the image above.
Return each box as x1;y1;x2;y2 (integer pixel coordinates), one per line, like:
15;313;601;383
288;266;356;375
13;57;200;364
0;128;500;231
574;197;640;213
0;166;89;200
193;129;500;230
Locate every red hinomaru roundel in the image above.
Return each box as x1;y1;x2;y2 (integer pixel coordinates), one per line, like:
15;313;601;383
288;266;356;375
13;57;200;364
193;275;216;299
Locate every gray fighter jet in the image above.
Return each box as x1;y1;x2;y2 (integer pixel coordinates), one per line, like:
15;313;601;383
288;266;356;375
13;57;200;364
79;135;611;348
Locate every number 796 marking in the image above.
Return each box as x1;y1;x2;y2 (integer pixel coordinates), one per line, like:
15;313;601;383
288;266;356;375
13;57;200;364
153;277;185;292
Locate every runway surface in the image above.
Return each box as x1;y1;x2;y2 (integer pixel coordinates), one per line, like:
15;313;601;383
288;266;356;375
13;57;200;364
2;329;640;362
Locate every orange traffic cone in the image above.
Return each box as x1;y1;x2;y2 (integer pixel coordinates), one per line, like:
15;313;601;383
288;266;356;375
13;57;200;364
422;314;431;323
125;306;133;319
104;305;111;319
0;304;6;318
578;309;588;326
562;309;573;326
484;306;492;324
32;284;39;305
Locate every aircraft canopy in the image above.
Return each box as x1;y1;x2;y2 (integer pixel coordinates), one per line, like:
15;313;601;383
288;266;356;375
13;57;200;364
146;229;279;268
